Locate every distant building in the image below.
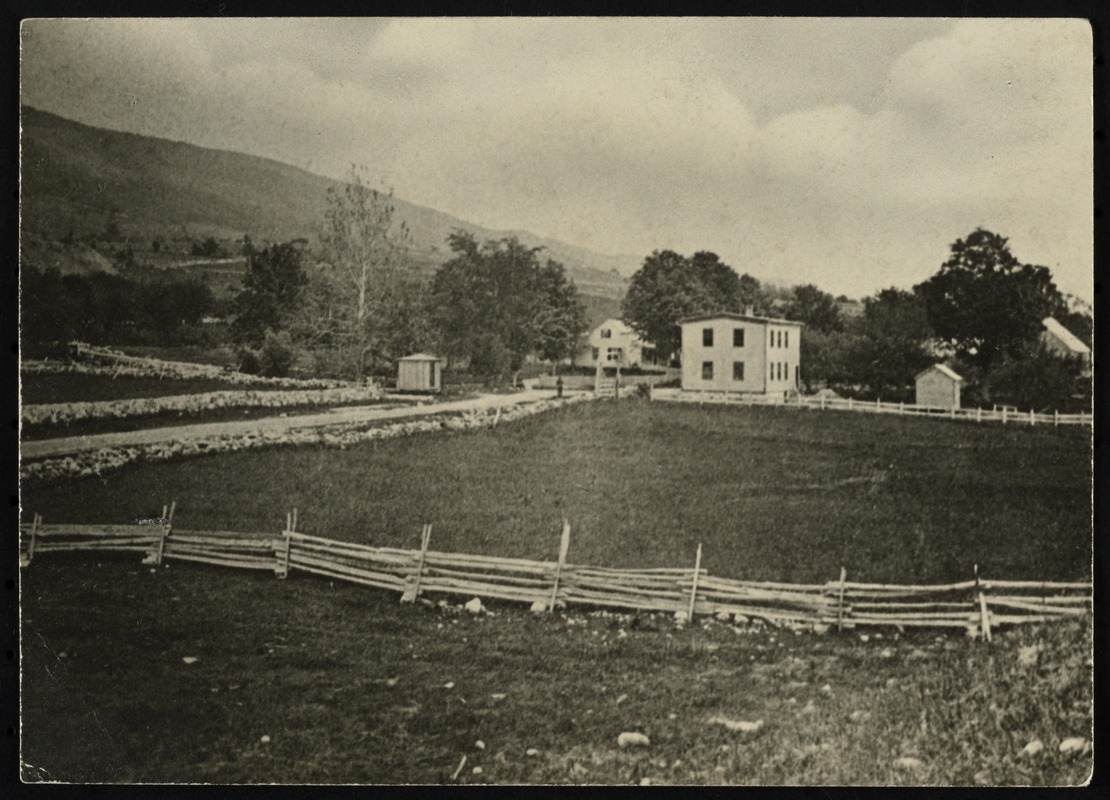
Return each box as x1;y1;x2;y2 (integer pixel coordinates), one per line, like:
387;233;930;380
678;312;803;395
915;364;963;409
578;318;658;368
397;353;446;393
1040;317;1091;369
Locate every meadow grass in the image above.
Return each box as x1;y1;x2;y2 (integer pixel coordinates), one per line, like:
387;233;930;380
21;557;1092;785
22;399;1092;584
19;372;282;405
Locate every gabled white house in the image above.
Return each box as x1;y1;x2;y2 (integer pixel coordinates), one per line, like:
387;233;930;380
678;312;803;395
578;318;658;368
1040;317;1091;368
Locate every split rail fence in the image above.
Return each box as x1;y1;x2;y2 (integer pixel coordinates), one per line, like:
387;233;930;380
653;389;1093;428
19;510;1091;639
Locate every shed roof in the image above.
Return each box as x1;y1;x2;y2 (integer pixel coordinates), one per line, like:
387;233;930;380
915;363;963;383
399;353;446;362
1042;317;1090;355
678;311;805;327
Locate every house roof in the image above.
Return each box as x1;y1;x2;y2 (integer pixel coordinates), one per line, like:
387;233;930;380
399;353;446;362
677;311;805;327
915;363;964;383
1042;317;1090;355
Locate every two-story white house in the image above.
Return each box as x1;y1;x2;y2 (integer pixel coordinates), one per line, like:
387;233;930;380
679;312;803;395
578;318;658;368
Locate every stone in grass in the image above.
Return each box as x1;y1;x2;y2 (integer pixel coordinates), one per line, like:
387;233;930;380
1017;645;1041;667
708;715;763;733
464;598;484;614
526;748;540;757
1021;740;1044;757
812;623;830;635
1059;737;1089;755
182;657;199;665
893;757;925;771
673;611;688;624
617;732;651;748
530;600;547;613
260;735;271;744
472;766;483;775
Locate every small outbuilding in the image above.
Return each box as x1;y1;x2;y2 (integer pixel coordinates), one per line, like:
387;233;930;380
915;364;963;409
397;353;446;393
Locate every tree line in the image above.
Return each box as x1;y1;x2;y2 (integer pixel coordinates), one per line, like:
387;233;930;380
620;229;1091;411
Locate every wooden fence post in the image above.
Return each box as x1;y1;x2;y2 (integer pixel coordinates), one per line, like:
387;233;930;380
848;397;854;411
548;520;571;612
978;591;992;643
836;567;847;632
27;513;41;564
1029;409;1035;426
821;395;827;411
977;407;982;423
277;509;295;579
686;543;703;621
1054;410;1059;428
1002;407;1008;424
899;401;904;415
403;524;431;603
876;397;881;411
154;500;175;565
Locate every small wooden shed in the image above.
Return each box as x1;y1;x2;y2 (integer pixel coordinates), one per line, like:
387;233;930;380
915;364;963;409
397;353;446;393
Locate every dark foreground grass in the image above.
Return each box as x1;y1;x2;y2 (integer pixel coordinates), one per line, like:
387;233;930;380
20;372;282;405
21;556;1092;785
22;400;1092;584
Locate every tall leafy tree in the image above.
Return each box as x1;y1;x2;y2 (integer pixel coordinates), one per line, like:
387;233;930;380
622;250;758;359
428;231;586;376
914;228;1064;370
230;241;309;346
319;167;410;378
848;288;935;399
785;284;843;333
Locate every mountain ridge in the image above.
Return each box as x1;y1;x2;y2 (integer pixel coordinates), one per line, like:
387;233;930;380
19;105;636;300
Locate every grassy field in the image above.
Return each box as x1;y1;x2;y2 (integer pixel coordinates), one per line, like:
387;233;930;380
22;400;1092;584
19;372;282;405
21;557;1092;785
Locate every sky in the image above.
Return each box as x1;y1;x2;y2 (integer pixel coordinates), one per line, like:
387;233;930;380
20;17;1093;301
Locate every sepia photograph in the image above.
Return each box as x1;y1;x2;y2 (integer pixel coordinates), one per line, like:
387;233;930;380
17;16;1093;785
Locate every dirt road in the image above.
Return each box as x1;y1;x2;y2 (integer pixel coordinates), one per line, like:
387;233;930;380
22;389;560;460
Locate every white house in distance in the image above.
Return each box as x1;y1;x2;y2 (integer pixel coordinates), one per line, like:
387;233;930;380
579;318;658;368
915;363;963;409
679;312;803;395
397;353;446;392
1040;317;1091;369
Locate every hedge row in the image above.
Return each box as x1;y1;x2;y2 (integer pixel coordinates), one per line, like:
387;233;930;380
20;395;594;483
23;386;385;427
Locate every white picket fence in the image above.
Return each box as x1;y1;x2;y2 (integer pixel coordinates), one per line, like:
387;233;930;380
653;389;1092;428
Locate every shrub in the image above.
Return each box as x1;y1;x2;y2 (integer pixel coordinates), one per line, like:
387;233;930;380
259;331;296;378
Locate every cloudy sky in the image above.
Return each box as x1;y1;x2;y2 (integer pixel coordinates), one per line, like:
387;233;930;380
20;17;1092;300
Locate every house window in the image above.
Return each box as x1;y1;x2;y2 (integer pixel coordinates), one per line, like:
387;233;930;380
592;347;599;361
784;331;789;348
732;361;745;381
777;330;783;348
733;328;745;347
703;328;714;347
600;329;612;339
702;361;714;380
607;347;622;362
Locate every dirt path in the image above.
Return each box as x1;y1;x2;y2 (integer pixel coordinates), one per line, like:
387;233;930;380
21;389;560;460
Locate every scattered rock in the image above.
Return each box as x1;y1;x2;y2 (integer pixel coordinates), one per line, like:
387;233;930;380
709;715;764;733
716;611;732;622
640;777;651;786
859;634;870;643
490;693;506;700
820;683;832;694
800;701;817;715
472;766;483;776
260;735;271;744
443;681;455;689
973;770;991;785
879;647;894;658
182;657;198;664
475;740;485;750
1059;737;1089;755
526;748;539;757
848;710;870;723
530;600;547;613
464;598;484;614
893;757;925;771
812;623;829;634
617;732;651;748
1021;739;1044;757
673;611;688;624
885;678;898;689
1017;645;1041;667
